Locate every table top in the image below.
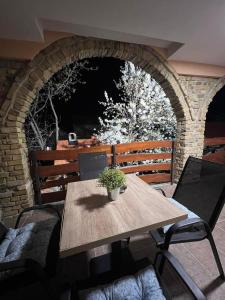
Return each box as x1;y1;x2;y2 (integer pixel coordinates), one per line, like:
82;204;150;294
60;174;187;257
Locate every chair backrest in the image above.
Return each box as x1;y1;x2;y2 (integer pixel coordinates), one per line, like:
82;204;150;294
79;152;108;180
173;156;225;230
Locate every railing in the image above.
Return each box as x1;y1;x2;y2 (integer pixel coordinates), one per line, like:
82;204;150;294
31;140;174;203
113;140;174;183
30;144;112;203
203;137;225;164
31;137;225;204
32;140;174;183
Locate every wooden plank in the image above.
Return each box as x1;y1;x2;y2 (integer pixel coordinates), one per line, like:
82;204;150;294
204;137;225;146
115;140;172;153
60;174;187;257
34;150;79;161
41;190;66;203
54;155;112;166
139;173;171;183
33;145;112;161
37;162;78;177
120;163;171;174
41;175;80;189
203;151;225;164
56;139;101;150
116;152;172;163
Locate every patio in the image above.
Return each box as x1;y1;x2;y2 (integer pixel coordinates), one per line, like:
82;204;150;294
19;183;225;299
1;1;225;299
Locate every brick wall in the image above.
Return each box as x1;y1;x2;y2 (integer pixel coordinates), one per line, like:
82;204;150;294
0;59;33;226
179;75;218;120
0;60;28;107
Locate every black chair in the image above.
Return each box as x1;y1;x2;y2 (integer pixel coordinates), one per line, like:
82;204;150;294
61;250;206;300
151;156;225;279
78;152;108;181
0;204;61;300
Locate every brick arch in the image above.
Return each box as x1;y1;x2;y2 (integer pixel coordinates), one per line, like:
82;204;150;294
201;76;225;121
0;35;193;224
1;36;192;124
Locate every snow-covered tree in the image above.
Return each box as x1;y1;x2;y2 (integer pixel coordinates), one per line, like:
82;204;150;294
25;60;96;150
96;61;176;144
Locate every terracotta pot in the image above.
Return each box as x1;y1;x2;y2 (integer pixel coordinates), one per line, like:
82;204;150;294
107;188;120;201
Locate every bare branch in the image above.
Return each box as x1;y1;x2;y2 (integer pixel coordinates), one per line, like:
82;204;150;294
25;60;97;150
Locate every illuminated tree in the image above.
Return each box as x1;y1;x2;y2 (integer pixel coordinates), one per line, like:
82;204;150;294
96;61;176;144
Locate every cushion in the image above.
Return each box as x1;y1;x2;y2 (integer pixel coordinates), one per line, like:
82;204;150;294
0;218;58;280
163;198;199;233
0;222;8;243
79;265;166;300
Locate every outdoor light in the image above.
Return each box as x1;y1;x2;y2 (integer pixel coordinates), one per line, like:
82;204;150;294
68;132;77;145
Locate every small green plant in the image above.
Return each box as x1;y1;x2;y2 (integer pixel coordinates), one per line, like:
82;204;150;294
98;168;126;191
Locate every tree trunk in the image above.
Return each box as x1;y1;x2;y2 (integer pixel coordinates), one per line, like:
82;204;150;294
48;95;59;144
29;113;45;149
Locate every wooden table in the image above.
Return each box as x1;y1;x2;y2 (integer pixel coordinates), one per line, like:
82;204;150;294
60;174;187;258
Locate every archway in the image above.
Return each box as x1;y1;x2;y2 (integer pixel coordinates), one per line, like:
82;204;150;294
205;84;225;138
201;76;225;122
0;35;192;224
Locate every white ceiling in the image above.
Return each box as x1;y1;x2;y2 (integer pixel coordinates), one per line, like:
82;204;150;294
1;0;225;66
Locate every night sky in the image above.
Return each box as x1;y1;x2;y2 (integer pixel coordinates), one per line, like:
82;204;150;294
54;57;124;138
206;84;225;122
53;57;225;139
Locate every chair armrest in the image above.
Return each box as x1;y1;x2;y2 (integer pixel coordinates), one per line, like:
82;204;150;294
15;204;61;228
0;259;28;272
0;258;57;299
0;258;47;279
164;217;209;250
154;187;166;197
155;251;206;300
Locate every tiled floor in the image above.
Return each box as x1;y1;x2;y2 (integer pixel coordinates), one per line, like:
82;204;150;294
87;183;225;299
20;184;225;299
129;184;225;300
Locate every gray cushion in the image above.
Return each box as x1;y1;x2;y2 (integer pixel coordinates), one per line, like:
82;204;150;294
0;218;58;280
163;198;199;233
79;265;166;300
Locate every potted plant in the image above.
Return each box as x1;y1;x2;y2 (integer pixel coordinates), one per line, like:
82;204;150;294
98;168;126;201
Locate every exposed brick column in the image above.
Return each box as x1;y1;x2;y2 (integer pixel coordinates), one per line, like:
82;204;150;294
178;75;224;173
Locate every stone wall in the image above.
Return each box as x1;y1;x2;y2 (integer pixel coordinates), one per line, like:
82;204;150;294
179;75;218;121
176;75;219;166
0;60;28;107
0;59;32;226
0;35;224;225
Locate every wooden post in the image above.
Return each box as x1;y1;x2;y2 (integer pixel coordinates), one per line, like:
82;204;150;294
170;140;175;185
112;145;116;167
30;151;42;205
